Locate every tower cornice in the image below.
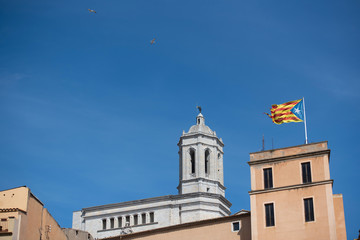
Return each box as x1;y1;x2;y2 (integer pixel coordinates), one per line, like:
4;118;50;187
177;178;226;191
178;133;224;147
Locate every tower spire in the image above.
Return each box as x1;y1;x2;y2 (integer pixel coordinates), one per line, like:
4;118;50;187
196;112;205;125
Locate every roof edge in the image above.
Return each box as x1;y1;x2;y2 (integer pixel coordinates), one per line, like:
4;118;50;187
249;141;328;155
82;192;231;212
101;212;250;240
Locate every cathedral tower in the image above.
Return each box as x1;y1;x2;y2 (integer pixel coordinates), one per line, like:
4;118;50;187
72;111;232;238
178;112;226;196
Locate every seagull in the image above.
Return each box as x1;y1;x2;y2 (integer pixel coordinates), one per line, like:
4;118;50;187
150;38;156;45
88;9;96;13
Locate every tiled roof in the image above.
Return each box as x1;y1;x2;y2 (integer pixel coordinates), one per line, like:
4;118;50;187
0;208;18;212
0;208;25;213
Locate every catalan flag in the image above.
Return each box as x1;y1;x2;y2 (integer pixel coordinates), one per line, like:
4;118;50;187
265;99;304;124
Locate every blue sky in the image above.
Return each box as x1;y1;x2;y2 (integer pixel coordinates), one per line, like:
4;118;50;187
0;0;359;238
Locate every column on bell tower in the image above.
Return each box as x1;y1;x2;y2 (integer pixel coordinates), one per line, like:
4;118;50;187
177;113;226;197
197;142;204;178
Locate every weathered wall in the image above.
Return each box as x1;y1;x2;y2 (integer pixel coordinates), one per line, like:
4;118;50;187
63;228;94;240
333;194;347;240
24;193;43;240
0;187;29;211
0;187;68;240
41;208;67;240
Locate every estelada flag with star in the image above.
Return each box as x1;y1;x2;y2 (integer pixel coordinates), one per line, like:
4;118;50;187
265;99;304;124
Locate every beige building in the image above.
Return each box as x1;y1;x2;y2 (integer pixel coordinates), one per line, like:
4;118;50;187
248;141;346;240
101;210;251;240
0;186;69;240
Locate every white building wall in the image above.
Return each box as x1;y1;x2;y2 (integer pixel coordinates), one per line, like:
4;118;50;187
72;211;82;230
72;193;230;239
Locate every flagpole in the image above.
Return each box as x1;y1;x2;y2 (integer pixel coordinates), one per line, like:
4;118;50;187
303;97;308;144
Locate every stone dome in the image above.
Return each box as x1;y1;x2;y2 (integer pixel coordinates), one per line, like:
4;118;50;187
188;124;214;134
187;113;214;135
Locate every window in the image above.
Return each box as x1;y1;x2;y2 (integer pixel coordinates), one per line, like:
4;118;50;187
190;149;196;174
125;216;130;226
102;219;106;230
265;203;275;227
304;198;314;222
118;217;122;227
141;213;146;224
232;222;240;231
110;218;114;228
149;212;154;223
134;215;138;225
263;168;273;189
301;162;312;183
205;150;210;174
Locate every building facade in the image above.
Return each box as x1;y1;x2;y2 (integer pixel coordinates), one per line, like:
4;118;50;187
72;113;232;239
0;186;69;240
101;210;251;240
62;228;94;240
248;141;347;240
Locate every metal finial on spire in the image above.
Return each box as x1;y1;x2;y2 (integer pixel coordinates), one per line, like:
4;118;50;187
196;106;202;113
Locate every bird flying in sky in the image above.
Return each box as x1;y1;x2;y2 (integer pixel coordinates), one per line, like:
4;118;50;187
150;38;156;45
88;9;96;13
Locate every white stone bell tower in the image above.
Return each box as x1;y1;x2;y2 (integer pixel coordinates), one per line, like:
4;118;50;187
177;112;226;197
72;111;232;236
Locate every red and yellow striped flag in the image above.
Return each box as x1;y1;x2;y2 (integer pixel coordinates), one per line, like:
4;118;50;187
265;99;303;124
